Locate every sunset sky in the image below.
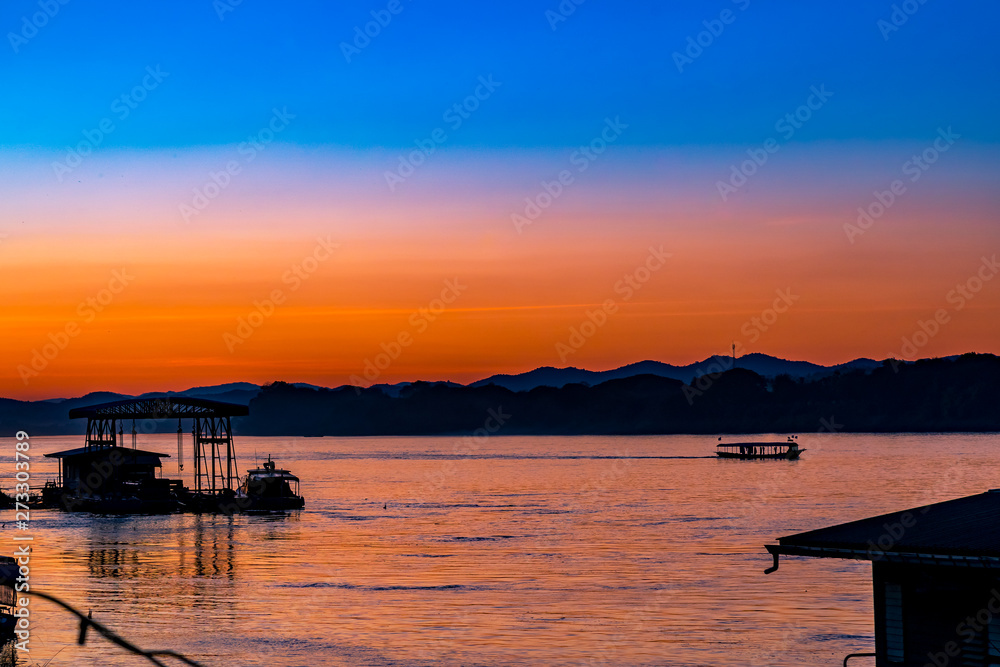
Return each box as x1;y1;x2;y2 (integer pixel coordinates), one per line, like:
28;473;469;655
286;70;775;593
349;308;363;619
2;1;999;399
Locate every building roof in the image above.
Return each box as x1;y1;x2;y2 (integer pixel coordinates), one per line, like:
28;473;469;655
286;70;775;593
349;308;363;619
68;396;248;420
247;468;299;480
45;446;170;459
765;491;1000;571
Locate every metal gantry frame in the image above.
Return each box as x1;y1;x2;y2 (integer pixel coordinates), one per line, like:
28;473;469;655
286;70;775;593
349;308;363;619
69;397;247;496
192;415;237;494
85;417;119;450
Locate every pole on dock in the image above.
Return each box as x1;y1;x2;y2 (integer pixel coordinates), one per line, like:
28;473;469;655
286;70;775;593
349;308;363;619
176;419;184;472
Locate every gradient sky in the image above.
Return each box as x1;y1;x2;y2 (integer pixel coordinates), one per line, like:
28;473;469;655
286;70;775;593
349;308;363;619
2;0;999;399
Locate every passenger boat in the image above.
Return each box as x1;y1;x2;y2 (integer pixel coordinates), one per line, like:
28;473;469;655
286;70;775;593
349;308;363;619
716;435;804;460
236;457;305;511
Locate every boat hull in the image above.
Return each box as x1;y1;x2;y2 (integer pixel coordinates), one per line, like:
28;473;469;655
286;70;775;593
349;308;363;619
239;457;304;512
716;449;804;460
240;496;305;512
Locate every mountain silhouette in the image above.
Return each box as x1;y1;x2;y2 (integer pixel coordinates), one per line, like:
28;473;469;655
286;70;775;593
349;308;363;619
1;354;991;435
468;354;882;391
234;354;1000;436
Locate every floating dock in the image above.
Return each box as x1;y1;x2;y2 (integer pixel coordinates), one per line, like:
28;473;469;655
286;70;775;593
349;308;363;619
42;396;264;513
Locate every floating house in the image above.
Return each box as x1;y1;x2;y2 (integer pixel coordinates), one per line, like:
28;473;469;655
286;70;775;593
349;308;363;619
44;396;249;513
44;445;178;512
765;490;1000;666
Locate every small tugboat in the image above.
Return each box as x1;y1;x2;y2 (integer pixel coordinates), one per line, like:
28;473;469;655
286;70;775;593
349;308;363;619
236;457;304;511
716;435;805;460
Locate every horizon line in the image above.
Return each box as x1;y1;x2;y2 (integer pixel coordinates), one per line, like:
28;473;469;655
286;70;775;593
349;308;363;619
10;351;988;403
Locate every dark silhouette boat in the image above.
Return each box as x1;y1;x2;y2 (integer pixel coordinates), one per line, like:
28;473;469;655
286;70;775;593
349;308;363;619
716;435;804;460
236;457;304;511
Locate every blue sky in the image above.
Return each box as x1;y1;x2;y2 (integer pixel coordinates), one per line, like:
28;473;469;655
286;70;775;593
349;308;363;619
2;0;999;398
2;0;997;151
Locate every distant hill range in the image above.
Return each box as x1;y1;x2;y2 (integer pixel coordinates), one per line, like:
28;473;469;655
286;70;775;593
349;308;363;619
2;353;995;435
468;354;882;392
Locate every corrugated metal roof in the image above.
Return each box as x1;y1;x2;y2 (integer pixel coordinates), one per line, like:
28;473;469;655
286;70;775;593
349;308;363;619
769;491;1000;559
44;446;170;459
68;396;248;419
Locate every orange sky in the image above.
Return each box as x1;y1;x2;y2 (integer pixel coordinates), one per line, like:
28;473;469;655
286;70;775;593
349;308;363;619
2;145;999;399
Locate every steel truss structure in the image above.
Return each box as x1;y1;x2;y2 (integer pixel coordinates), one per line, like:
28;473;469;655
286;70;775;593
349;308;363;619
69;397;249;495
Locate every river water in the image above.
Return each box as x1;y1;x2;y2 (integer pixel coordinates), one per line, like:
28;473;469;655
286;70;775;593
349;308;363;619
5;432;998;666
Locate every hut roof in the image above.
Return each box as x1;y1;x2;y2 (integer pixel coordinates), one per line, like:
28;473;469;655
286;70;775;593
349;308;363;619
45;446;170;459
765;491;1000;570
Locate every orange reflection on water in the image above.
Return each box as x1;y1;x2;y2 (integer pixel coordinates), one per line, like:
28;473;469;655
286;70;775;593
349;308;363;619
16;433;999;665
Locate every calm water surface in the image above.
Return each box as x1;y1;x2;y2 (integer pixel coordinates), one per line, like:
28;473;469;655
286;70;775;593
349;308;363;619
5;433;999;666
